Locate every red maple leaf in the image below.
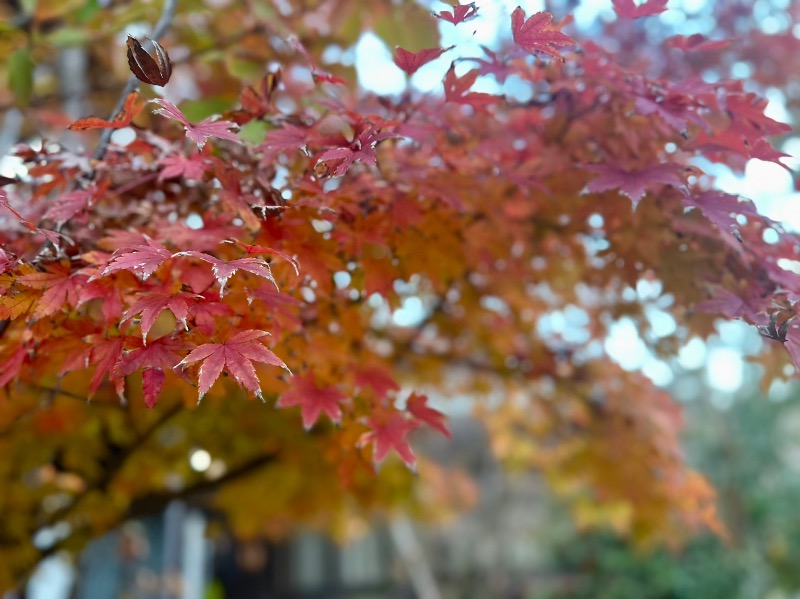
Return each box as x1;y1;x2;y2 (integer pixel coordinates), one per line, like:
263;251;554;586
317;123;398;177
121;291;197;343
223;239;300;275
665;34;731;52
612;0;668;20
406;392;451;438
443;65;502;110
157;153;209;180
435;2;478;25
355;366;400;398
118;336;188;375
43;188;94;224
257;125;309;160
359;411;420;469
0;344;27;387
152;99;240;149
683;191;763;232
694;286;767;320
16;261;88;318
68;91;144;130
172;251;278;296
117;336;190;407
511;8;575;62
83;335;126;398
583;163;686;208
394;46;453;75
99;236;172;280
176;329;289;402
141;369;166;409
277;373;346;430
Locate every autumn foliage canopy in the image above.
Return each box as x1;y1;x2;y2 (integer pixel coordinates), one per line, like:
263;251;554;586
0;0;797;589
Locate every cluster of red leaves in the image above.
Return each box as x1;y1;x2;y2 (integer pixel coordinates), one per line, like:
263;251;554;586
0;3;796;555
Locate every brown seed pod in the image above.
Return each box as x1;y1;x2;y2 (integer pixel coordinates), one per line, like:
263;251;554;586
126;35;173;87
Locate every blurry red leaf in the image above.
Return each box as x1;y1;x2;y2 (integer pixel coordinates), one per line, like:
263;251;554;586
277;373;346;429
359;411;420;469
394;46;453;75
406;392;451;438
612;0;668;19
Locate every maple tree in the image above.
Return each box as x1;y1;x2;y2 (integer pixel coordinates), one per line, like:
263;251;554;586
0;0;797;591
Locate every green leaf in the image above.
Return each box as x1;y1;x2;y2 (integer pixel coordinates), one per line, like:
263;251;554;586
238;120;267;145
8;48;34;108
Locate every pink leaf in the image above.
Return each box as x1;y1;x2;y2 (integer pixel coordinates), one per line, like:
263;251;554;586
172;251;278;296
359;411;420;469
394;46;452;75
583;163;686;209
100;236;171;280
277;373;345;430
142;368;166;408
435;2;478;25
44;189;93;224
152;99;240;149
511;8;575;62
121;291;196;343
612;0;668;19
406;392;451;438
177;329;289;402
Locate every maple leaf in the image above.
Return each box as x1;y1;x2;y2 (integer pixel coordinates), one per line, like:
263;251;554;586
406;392;451;438
152;99;240;149
683;191;762;232
68;91;144;130
172;250;278;296
464;46;514;84
99;236;171;280
434;2;478;25
316;123;399;177
394;46;453;75
277;373;346;430
355;366;400;398
257;125;309;160
583;163;686;208
612;0;668;20
176;329;289;402
359;411;420;469
141;369;166;409
443;65;502;110
511;8;575;62
665;34;731;52
223;239;300;275
121;291;196;343
43;188;94;224
16;261;87;318
117;336;189;407
118;336;188;375
0;344;27;388
694;286;766;320
157;153;209;180
0;190;61;246
85;335;126;398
